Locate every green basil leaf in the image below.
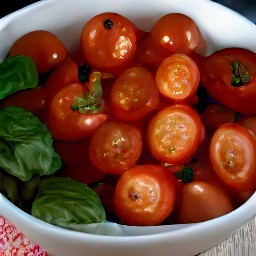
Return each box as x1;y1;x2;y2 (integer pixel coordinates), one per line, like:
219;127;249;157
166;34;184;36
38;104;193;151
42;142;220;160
0;107;61;181
0;55;38;100
31;177;106;228
0;169;43;212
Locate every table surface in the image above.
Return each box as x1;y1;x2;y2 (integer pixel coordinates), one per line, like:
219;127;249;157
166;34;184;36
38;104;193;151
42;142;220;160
1;1;256;256
200;217;256;256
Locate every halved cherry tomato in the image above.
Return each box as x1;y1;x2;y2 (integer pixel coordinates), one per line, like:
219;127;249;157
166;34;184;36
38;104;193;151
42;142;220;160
176;181;234;224
210;123;256;192
150;13;202;56
155;53;200;103
89;120;142;175
47;80;108;142
114;164;176;225
81;12;137;73
8;30;67;74
147;104;204;164
110;67;159;122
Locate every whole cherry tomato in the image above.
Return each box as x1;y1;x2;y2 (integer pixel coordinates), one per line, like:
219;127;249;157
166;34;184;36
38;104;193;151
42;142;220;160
114;164;176;225
8;30;68;74
147;104;204;164
155;53;200;103
135;34;167;71
201;103;236;131
239;116;256;138
210;123;256;192
0;86;46;117
61;164;106;185
200;47;256;115
89;120;142;175
81;12;137;73
150;13;203;57
44;57;81;106
176;180;234;224
110;67;159;122
47;72;108;142
53;140;90;165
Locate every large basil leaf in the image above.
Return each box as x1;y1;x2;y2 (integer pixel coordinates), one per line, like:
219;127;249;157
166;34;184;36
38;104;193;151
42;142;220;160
0;55;38;100
31;177;106;228
0;107;61;181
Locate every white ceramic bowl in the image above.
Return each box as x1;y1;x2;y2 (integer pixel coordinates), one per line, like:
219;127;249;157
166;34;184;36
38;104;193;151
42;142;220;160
1;0;256;255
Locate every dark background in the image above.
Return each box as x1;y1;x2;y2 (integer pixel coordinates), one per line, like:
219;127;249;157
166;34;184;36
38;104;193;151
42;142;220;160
0;0;40;18
0;1;255;22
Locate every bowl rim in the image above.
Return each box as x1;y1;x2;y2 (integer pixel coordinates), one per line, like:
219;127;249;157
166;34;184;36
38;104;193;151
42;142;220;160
0;0;256;246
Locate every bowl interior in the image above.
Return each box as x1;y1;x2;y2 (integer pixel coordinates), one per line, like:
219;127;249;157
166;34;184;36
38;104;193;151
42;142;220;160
1;0;256;255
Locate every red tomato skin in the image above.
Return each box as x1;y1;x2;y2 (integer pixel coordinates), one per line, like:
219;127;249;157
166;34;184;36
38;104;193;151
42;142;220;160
54;141;90;165
177;181;234;224
0;86;46;116
135;35;167;71
81;12;137;72
114;164;176;226
201;103;236;131
210;123;256;192
150;13;201;56
200;48;256;115
47;83;108;142
110;67;159;122
44;57;80;107
147;104;204;164
9;30;68;74
61;164;106;185
89;120;142;175
239;116;256;139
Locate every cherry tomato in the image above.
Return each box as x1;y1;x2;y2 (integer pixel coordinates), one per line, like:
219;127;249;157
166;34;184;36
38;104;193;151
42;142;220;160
54;141;90;165
155;53;200;103
135;34;167;71
89;120;142;175
110;67;159;122
147;104;204;164
177;181;234;223
44;57;80;107
210;123;256;192
92;176;119;216
0;86;46;116
47;82;108;142
81;12;137;73
61;164;105;184
200;48;256;115
239;116;256;138
114;164;176;225
150;13;202;56
8;30;68;74
201;103;236;130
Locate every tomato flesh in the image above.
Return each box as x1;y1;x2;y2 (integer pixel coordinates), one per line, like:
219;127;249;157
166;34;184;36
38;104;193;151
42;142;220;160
89;120;142;175
210;123;256;192
114;164;176;225
147;105;203;164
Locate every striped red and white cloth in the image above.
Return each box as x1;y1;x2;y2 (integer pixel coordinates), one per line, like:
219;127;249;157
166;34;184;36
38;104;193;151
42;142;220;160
0;217;46;256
